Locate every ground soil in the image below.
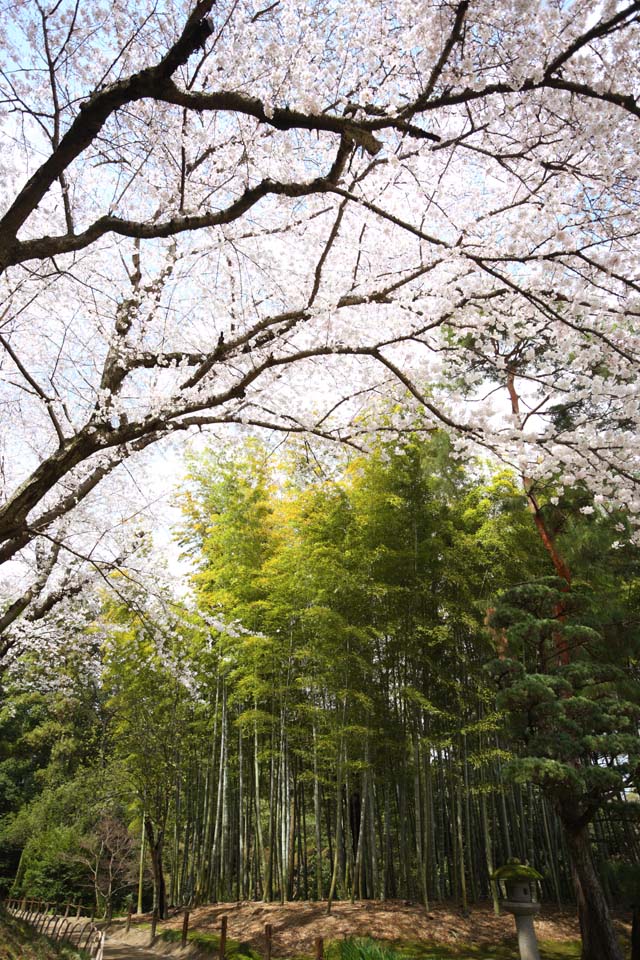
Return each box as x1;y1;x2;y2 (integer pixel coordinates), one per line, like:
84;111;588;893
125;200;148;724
123;900;597;956
104;941;167;959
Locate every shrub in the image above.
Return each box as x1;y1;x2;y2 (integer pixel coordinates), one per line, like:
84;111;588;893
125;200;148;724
329;938;402;960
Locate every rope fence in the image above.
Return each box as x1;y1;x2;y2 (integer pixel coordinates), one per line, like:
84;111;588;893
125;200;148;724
3;898;105;959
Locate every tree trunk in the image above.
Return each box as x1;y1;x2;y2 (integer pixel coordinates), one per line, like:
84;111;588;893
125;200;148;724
137;813;146;914
631;907;640;960
327;745;343;915
564;823;623;960
238;722;244;901
145;818;167;920
353;769;367;901
254;714;267;898
413;732;428;912
480;790;500;915
313;726;323;901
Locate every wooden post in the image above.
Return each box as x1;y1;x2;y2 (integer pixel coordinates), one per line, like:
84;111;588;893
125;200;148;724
315;937;324;960
219;915;228;960
151;907;158;941
265;922;273;960
181;909;190;947
76;903;82;918
126;903;133;932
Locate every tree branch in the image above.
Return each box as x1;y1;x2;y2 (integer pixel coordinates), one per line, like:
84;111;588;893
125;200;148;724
3;176;334;267
0;1;216;254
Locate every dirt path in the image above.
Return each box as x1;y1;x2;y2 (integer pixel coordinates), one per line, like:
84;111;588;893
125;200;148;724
4;908;165;960
104;944;165;959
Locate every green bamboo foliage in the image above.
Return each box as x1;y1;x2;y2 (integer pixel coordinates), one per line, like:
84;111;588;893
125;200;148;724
105;434;632;909
6;433;638;915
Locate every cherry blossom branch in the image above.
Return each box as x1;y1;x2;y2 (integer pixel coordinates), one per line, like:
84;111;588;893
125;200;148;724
2;176;337;268
0;332;66;443
0;538;61;636
0;1;218;252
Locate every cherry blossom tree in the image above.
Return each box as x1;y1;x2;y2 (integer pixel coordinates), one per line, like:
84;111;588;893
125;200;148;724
0;0;639;712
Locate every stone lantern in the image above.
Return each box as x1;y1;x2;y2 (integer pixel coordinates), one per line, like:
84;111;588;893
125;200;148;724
491;859;544;960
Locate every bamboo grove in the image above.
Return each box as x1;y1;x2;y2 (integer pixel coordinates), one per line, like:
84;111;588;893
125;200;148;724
2;432;640;922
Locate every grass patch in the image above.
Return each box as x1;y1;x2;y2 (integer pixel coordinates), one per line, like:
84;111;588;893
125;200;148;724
160;925;261;959
155;931;584;960
326;940;399;960
325;936;583;960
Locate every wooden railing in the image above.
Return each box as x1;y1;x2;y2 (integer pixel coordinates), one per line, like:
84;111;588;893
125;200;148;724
3;898;105;959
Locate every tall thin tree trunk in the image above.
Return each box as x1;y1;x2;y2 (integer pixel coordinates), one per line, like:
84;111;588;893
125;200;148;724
238;722;244;901
456;779;468;913
563;822;623;960
208;682;227;901
368;775;379;901
480;791;500;915
301;781;309;900
254;715;266;898
313;725;323;901
413;732;429;912
327;744;343;915
145;818;167;920
137;812;146;914
266;729;277;902
287;766;297;900
384;778;395;900
353;757;368;902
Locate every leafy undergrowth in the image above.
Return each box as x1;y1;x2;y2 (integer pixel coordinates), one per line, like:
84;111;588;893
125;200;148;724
160;925;261;958
0;908;87;960
325;936;583;960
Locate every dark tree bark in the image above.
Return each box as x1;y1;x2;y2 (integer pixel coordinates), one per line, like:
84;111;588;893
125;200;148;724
564;823;623;960
145;818;167;921
632;907;640;960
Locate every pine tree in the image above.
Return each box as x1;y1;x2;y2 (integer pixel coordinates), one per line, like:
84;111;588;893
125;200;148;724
488;575;640;960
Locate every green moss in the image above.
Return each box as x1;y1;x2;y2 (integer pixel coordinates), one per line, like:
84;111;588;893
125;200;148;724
159;926;260;959
537;942;583;959
491;859;544;882
151;931;584;960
